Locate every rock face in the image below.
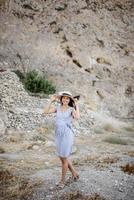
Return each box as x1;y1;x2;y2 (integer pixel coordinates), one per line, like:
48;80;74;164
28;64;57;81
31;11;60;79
0;71;94;132
0;71;50;130
0;110;8;135
0;0;134;118
0;117;6;135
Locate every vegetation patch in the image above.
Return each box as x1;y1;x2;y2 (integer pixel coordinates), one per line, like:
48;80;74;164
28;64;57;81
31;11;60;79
103;136;127;145
73;155;119;169
72;155;99;166
103;123;114;132
13;70;25;81
59;191;106;200
13;70;56;95
0;169;42;200
124;151;134;157
122;126;134;138
94;127;105;134
121;163;134;175
124;126;134;132
102;123;120;133
98;156;119;165
0;147;5;153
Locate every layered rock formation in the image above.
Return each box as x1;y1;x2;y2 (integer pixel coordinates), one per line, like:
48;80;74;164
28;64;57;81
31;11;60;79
0;0;134;119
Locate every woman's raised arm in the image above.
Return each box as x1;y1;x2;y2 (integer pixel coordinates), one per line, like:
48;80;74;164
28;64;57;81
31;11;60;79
44;95;58;114
72;100;80;119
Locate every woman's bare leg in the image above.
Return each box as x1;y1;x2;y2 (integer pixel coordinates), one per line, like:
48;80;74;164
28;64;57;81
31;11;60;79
58;157;79;184
67;158;78;177
59;157;68;183
60;157;77;177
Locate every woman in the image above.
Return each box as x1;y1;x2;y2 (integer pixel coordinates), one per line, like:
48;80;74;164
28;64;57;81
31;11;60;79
44;91;80;188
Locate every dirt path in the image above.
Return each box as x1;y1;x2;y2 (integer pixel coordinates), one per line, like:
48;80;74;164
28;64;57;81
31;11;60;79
0;128;134;200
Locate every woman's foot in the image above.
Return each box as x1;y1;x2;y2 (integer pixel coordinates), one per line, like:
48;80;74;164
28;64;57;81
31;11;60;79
66;176;73;184
66;174;79;184
56;181;65;189
73;174;79;181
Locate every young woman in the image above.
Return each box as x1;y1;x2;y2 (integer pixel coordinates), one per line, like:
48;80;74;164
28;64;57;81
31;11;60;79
44;91;80;188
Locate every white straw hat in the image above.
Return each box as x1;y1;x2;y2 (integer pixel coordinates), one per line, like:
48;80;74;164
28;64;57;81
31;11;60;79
58;91;75;107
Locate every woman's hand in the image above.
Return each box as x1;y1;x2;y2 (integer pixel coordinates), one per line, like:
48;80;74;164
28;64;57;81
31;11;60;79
72;98;80;119
73;98;79;108
73;95;80;106
50;94;58;103
74;98;78;105
44;94;58;114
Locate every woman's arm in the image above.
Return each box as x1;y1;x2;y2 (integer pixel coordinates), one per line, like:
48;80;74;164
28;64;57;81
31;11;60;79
72;101;80;119
44;95;58;114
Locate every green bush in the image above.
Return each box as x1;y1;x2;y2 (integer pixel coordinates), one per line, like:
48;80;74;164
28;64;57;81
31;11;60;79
94;127;104;134
14;70;56;95
24;70;56;94
13;70;25;81
103;136;127;145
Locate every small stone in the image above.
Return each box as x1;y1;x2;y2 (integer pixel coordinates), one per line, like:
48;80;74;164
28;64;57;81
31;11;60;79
118;187;124;192
45;141;55;147
37;140;42;144
32;145;40;150
44;162;49;166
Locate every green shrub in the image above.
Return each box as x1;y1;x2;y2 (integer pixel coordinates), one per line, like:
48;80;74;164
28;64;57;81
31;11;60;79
103;136;127;145
94;127;104;134
24;70;56;94
14;70;56;95
124;126;134;132
13;70;25;81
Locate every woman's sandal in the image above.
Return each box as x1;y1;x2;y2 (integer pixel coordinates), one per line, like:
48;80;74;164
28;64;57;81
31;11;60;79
56;181;65;189
66;176;73;184
66;174;80;184
73;174;79;182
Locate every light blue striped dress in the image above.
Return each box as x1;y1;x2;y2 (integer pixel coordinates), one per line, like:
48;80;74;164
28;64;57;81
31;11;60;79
55;105;74;158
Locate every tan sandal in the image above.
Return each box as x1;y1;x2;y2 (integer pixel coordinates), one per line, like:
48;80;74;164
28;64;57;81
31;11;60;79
66;176;74;184
66;174;79;184
73;174;79;181
56;181;65;189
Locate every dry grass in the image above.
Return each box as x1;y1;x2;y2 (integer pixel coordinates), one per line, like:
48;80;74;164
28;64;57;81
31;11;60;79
37;126;49;134
94;123;121;134
121;163;134;175
102;123;121;133
0;147;5;153
103;123;114;132
57;191;106;200
84;100;97;111
124;126;134;132
37;125;55;140
0;169;42;200
72;155;99;166
124;151;134;157
94;128;105;134
98;156;119;165
121;125;134;137
73;155;119;169
103;136;127;145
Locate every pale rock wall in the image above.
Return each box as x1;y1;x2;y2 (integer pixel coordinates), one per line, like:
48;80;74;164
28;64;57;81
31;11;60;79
0;0;134;118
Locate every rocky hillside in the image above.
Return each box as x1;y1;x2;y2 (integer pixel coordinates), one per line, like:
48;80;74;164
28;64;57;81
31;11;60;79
0;0;134;118
0;2;134;200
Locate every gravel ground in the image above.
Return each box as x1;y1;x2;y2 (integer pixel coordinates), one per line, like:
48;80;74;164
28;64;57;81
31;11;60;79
28;164;134;200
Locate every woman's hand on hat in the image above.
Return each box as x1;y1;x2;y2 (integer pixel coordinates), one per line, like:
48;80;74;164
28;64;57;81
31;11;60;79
50;95;58;103
74;98;79;105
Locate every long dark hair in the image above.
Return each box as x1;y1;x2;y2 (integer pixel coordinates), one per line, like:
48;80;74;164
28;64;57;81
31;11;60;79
60;96;76;109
